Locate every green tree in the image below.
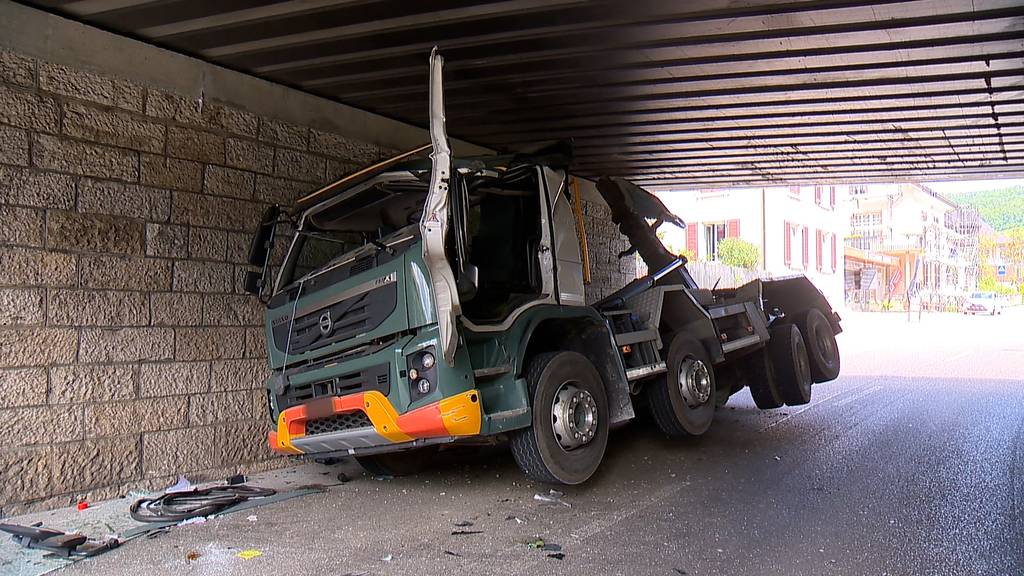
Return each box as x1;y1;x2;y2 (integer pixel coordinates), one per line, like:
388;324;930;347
716;238;761;269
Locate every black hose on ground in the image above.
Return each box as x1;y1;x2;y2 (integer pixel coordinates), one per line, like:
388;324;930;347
129;486;276;523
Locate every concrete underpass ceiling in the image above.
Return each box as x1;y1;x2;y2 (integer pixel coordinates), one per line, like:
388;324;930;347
21;0;1024;189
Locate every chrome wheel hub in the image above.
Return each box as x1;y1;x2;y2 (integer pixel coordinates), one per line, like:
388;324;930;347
679;359;712;407
551;383;598;451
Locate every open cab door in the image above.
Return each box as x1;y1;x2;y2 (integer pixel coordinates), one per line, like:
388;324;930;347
421;48;462;366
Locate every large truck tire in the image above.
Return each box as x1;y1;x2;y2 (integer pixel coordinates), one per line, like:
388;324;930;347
769;324;813;406
646;333;716;437
356;445;439;477
510;351;609;485
795;308;841;383
747;350;784;409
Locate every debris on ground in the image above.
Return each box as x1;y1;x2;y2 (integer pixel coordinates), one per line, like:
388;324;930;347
131;485;277;523
246;515;258;522
504;515;525;524
76;501;89;511
382;553;394;562
450;530;483;536
773;456;781;461
444;550;462;558
533;490;571;507
165;476;193;494
547;552;566;560
337;472;350;483
177;516;207;527
0;522;120;558
185;550;200;562
453;520;474;527
374;474;394;481
674;569;688;575
526;538;546;549
226;474;246;485
236;549;262;560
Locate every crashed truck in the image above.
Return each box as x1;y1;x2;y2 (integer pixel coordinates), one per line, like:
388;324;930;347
243;50;841;484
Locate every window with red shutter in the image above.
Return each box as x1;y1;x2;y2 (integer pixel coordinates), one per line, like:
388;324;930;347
784;222;792;267
829;186;836;209
686;222;698;254
814;186;822;206
816;229;823;271
726;219;740;238
802;227;809;269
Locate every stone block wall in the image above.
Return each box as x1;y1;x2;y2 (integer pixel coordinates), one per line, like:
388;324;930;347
580;198;637;303
0;47;394;515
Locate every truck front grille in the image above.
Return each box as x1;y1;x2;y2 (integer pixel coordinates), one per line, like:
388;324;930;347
278;363;391;409
305;411;372;436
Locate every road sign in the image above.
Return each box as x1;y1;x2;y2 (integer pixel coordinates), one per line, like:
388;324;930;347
997;264;1007;277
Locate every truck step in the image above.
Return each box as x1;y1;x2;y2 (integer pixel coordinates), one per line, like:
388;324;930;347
473;365;512;381
625;361;667;381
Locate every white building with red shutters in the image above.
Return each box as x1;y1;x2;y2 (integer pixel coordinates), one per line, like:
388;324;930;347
657;185;850;308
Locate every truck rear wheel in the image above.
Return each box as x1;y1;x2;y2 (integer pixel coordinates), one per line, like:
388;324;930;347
356;445;439;477
646;333;715;437
510;351;609;485
769;324;813;406
747;350;784;409
795;308;840;383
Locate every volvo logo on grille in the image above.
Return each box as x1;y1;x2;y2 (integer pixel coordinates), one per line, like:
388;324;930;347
318;310;332;336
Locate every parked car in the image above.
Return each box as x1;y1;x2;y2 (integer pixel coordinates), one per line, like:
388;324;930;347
963;291;1002;315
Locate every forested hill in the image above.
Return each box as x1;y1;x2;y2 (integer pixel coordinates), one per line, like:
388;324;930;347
948;186;1024;231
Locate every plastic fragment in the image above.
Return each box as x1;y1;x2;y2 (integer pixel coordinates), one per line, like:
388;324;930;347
76;501;89;511
382;553;394;562
547;552;566;560
541;543;562;552
186;550;200;562
178;516;207;526
237;549;262;560
444;550;462;558
450;530;483;536
226;474;246;485
533;493;571;507
453;520;473;527
246;515;258;522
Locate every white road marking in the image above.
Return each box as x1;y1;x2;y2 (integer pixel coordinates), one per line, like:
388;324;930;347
833;385;882;408
947;350;973;362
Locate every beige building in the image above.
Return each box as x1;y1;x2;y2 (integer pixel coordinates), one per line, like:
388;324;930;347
845;183;979;311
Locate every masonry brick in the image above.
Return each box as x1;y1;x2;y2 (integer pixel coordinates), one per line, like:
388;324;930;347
63;101;165;153
173;260;232;292
145;89;202;122
170;191;263;231
203;293;262;326
0;367;47;408
0;246;77;287
0;165;75;209
204;165;254;199
49;364;136;404
0;205;44;247
47;210;144;254
52;436;141;492
0;327;78;367
144;223;188;258
139;153;202;192
225;231;251;263
259;117;307;149
85;396;188;438
203;102;259;138
49;289;149;326
254;174;310;205
175;327;246;361
0;84;60;132
39;62;144;112
78;178;170;221
188;227;227;260
217;419;269;465
0;405;83;446
79;327;174;363
189;389;263;425
150;292;203;326
211;358;268;391
0;124;29;166
80;254;172;291
145;91;258;138
139;361;210;397
310;129;380;164
0;49;35;88
225;137;274;174
167;126;225;164
32;134;138;181
244;327;268;359
142;426;217;476
274;148;327;183
0;446;57;504
0;287;45;325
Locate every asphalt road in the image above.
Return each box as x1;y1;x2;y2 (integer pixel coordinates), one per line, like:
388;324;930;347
61;309;1024;576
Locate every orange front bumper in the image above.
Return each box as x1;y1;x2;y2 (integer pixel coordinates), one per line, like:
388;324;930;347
268;389;482;455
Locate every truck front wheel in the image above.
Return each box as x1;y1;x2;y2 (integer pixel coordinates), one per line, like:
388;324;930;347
646;333;716;437
510;351;609;485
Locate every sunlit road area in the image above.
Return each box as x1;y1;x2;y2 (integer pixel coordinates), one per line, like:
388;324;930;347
61;309;1023;576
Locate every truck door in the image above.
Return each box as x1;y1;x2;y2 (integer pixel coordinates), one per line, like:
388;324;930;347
420;48;461;367
544;168;585;306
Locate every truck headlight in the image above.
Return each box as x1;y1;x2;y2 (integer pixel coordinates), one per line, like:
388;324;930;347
406;345;438;401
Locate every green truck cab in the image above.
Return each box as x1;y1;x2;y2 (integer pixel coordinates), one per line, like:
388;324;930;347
244;50;842;484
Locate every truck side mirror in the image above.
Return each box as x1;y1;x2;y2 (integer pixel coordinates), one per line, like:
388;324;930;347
242;270;263;295
248;205;280;266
